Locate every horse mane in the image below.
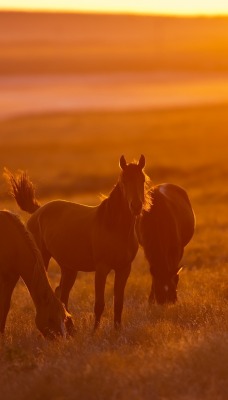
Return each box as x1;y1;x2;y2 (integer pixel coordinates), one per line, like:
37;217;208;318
143;171;152;212
98;183;125;229
4;211;56;306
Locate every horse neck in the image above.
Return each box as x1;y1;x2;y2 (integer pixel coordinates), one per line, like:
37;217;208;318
4;211;56;312
104;182;134;231
21;252;55;313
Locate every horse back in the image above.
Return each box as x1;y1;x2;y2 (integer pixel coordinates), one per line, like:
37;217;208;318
157;183;195;247
26;200;98;269
28;200;97;236
139;183;195;268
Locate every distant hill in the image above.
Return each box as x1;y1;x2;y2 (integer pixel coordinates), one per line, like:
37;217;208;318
0;11;228;74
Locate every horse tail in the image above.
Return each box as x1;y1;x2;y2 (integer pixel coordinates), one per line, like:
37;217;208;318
4;168;40;214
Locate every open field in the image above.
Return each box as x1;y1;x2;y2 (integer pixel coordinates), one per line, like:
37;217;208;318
0;105;228;399
0;11;228;400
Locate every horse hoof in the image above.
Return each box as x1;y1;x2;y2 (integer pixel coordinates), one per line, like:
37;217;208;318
114;322;121;331
148;296;156;306
93;321;100;332
65;317;76;337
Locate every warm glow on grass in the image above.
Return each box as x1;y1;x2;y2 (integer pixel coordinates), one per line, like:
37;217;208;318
0;0;228;15
1;103;228;397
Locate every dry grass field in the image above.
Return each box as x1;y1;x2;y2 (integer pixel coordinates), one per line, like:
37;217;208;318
1;105;228;400
0;11;228;400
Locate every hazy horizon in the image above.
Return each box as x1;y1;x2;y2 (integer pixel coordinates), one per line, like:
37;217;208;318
1;0;228;16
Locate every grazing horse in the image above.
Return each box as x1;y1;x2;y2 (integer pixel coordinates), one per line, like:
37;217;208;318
0;210;70;338
137;183;195;305
6;155;151;330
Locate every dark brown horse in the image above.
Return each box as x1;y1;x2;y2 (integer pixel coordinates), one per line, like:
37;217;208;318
6;156;151;330
137;183;195;305
0;210;71;338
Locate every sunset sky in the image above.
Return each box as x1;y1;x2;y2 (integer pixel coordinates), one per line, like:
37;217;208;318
1;0;228;15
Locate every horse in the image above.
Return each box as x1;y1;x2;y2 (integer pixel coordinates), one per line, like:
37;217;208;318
0;210;71;338
137;183;195;305
5;155;151;330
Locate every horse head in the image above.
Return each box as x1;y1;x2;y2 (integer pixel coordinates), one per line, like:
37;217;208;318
149;267;182;305
150;266;183;305
35;299;72;339
119;155;150;217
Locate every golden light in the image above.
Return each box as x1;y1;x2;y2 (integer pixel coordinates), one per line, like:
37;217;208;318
0;0;228;15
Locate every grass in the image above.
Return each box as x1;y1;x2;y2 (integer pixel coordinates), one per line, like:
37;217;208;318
1;104;228;197
0;104;228;399
0;261;227;400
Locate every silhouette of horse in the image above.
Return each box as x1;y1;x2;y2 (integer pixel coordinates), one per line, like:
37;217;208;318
5;155;151;330
137;183;195;305
0;210;71;338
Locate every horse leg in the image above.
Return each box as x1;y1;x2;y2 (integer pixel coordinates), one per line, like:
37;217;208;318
0;273;19;334
41;247;51;271
55;268;78;309
113;264;131;329
56;267;78;335
148;278;156;305
29;229;51;271
94;265;109;331
54;279;61;299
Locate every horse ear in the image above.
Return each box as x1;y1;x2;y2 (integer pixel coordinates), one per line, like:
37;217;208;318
119;155;127;170
138;154;145;170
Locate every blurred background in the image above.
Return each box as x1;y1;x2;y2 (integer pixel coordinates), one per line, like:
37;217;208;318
0;4;228;268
